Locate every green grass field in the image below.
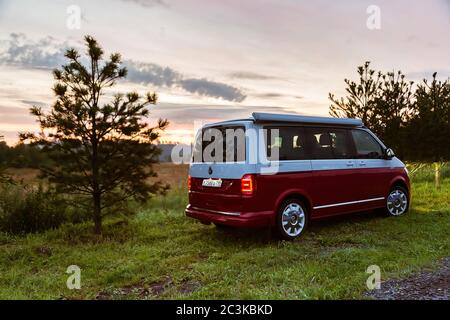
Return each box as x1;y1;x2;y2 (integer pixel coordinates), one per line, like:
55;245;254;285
0;164;449;299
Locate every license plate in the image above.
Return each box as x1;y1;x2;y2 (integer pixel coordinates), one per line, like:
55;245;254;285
202;178;222;188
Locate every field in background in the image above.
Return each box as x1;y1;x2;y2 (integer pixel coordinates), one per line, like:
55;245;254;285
148;163;189;188
5;168;39;184
0;163;449;299
6;163;189;186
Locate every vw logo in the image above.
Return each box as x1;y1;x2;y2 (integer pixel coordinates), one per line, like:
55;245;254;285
208;166;213;175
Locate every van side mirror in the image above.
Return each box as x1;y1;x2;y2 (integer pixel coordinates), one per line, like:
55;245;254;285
384;148;395;160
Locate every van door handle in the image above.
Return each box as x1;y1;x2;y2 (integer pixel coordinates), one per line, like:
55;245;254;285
359;161;366;166
346;161;354;167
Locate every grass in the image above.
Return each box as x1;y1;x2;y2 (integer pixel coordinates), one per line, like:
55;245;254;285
0;163;449;299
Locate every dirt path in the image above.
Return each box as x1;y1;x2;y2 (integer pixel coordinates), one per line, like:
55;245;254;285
368;257;449;300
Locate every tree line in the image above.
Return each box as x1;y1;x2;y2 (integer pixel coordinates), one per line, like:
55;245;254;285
329;61;450;186
0;142;51;168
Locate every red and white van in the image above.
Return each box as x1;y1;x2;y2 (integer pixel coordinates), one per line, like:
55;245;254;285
185;113;410;240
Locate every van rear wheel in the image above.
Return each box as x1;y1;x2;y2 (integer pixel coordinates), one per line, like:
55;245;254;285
275;199;308;240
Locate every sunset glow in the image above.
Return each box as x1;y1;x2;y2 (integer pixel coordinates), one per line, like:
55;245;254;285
1;0;449;145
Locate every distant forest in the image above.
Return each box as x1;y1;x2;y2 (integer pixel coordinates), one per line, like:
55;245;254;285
0;141;182;167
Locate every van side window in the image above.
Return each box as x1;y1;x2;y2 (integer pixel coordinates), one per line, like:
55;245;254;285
265;126;309;161
307;128;352;159
351;129;383;159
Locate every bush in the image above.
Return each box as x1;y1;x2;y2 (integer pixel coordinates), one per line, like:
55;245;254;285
0;182;81;234
406;162;450;183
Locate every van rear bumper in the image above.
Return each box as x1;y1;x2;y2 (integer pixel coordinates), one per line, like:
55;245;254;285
185;204;274;227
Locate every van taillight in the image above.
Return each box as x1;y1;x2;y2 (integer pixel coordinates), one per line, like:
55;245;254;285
241;174;255;195
188;175;192;191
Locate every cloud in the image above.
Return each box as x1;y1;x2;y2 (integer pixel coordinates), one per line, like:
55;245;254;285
255;92;284;98
124;60;246;102
253;92;304;100
0;105;34;126
228;71;278;81
124;60;246;101
19;100;47;108
120;0;168;8
0;33;246;102
0;33;68;69
405;69;450;81
124;61;181;87
149;102;297;126
179;78;246;102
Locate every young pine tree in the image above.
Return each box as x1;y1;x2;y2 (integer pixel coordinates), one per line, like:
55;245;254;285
329;61;382;127
372;70;414;157
20;36;169;234
329;62;414;157
407;73;450;187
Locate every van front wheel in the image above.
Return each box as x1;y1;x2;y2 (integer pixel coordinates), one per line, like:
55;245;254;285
384;186;409;216
275;199;308;240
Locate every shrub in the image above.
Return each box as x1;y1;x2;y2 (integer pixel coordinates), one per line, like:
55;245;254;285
0;182;82;234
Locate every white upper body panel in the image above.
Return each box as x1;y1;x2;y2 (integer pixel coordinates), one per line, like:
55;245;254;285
188;115;405;179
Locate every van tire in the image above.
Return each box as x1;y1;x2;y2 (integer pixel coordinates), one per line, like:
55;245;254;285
275;198;308;240
384;186;409;217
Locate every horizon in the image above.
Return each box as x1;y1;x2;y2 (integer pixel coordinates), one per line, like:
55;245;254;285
1;0;449;146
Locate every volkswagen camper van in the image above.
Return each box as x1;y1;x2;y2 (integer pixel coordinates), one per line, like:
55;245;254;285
185;112;410;240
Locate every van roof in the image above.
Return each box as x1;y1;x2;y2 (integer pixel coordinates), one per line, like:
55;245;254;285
204;112;364;128
252;112;364;127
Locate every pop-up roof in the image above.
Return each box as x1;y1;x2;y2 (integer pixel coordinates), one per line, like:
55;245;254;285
252;112;363;127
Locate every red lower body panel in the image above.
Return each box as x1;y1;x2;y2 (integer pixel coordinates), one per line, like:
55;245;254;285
185;204;273;227
186;168;409;228
312;199;386;219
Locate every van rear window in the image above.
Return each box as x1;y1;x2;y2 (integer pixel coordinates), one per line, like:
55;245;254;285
192;126;246;163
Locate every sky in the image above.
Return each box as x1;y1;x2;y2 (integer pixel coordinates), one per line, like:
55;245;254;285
0;0;449;145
